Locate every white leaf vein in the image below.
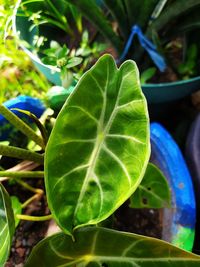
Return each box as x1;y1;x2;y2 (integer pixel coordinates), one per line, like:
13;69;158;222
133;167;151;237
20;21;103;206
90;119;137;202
52;164;90;193
103;145;131;186
69;105;98;124
107;134;145;144
117;99;143;110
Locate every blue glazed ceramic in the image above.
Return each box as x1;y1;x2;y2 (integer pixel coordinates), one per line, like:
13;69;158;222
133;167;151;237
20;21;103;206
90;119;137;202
186;113;200;252
150;122;196;251
0;95;45;141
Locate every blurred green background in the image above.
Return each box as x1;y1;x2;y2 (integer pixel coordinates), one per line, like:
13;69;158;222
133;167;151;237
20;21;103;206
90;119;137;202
0;0;50;103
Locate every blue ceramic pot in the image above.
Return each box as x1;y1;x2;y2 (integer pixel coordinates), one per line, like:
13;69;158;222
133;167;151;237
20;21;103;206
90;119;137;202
150;122;196;251
185;113;200;252
0;95;45;141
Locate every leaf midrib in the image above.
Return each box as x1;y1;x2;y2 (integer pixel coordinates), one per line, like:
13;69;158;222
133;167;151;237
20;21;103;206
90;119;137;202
52;255;200;266
73;62;123;222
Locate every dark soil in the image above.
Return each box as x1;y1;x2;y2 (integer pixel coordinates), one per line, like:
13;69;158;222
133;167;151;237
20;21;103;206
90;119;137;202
4;177;49;266
114;201;163;239
5;213;49;267
5;179;163;266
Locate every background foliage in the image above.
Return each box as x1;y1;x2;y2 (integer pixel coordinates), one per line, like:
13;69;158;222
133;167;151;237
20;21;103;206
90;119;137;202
0;0;50;103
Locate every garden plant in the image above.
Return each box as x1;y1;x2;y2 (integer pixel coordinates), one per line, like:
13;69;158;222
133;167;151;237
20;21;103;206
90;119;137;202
14;0;107;88
64;0;200;81
0;54;200;266
13;0;200;105
14;0;200;82
0;0;50;103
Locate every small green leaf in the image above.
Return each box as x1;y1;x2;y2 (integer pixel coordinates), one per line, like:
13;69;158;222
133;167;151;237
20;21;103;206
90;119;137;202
0;184;15;266
140;67;156;84
25;227;200;267
42;56;57;66
66;57;83;68
11;196;22;227
56;45;69;59
45;54;150;235
130;163;171;208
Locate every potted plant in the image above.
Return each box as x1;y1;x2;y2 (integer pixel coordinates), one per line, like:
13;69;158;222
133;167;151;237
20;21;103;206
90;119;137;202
61;0;200;103
13;0;200;104
12;0;107;89
0;54;200;266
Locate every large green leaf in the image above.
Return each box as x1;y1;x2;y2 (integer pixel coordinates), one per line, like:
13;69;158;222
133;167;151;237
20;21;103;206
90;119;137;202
25;227;200;266
130;163;171;208
45;54;150;235
0;184;15;266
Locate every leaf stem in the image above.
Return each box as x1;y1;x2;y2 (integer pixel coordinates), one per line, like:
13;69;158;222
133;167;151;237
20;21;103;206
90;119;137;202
14;178;43;194
0;171;44;178
21;193;42;208
45;0;72;34
0;144;44;164
16;214;52;221
0;105;45;149
11;108;48;147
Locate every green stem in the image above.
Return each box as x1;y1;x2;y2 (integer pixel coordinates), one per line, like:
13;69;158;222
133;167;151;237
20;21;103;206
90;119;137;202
16;214;52;221
0;105;45;149
40;15;70;33
21;193;42;208
46;0;63;21
0;171;44;178
0;144;44;164
11;108;48;147
45;0;72;34
14;178;43;194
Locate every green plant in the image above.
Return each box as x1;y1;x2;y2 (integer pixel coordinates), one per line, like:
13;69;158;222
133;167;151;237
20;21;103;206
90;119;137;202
140;67;156;84
14;0;107;88
178;44;198;79
0;0;50;103
62;0;200;80
19;0;82;35
0;39;50;102
41;33;107;87
0;55;199;266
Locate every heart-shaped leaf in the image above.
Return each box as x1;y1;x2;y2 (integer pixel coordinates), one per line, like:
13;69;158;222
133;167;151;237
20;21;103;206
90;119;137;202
0;184;15;266
130;163;171;208
25;227;200;267
45;54;150;235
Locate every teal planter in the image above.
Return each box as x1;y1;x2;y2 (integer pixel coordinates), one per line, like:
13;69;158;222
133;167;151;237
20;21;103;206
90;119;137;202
13;15;62;86
142;78;200;103
13;13;200;104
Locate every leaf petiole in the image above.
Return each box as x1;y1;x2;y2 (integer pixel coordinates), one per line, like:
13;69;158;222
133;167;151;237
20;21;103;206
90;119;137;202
0;171;44;179
14;178;43;194
0;105;45;149
16;214;52;221
21;193;43;208
0;144;44;164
